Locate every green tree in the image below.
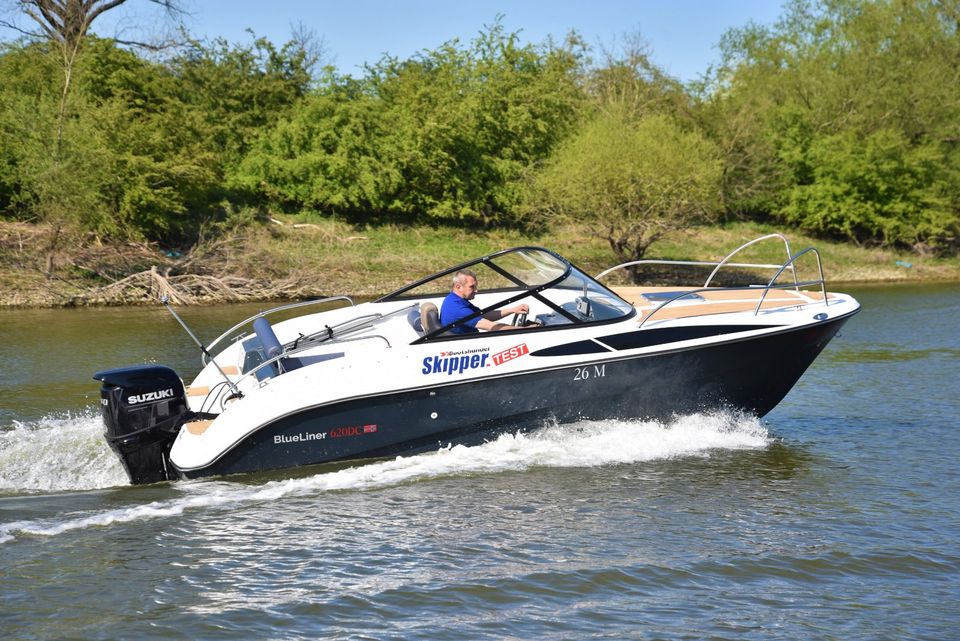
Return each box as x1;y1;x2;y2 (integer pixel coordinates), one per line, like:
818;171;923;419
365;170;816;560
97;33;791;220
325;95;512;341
781;128;955;249
0;0;200;259
237;81;394;212
0;37;218;241
0;40;59;215
0;29;315;243
585;34;692;123
708;0;960;252
238;22;585;224
523;111;723;268
1;0;184;158
172;34;315;179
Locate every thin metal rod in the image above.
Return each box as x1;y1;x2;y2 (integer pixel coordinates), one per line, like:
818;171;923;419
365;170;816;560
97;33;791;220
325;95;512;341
703;233;796;288
160;296;242;399
754;248;827;314
595;259;789;282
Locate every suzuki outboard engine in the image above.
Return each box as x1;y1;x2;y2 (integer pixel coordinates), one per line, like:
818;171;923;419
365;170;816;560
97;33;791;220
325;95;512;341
94;365;189;484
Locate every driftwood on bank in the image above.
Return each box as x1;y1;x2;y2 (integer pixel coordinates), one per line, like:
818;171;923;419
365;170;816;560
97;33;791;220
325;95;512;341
85;265;322;305
0;221;350;307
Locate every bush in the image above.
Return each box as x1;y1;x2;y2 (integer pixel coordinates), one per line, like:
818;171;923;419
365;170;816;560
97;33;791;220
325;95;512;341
237;23;584;224
523;111;723;265
780;128;958;252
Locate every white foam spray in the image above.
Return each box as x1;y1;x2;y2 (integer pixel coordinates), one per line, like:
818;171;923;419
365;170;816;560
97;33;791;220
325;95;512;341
0;411;128;493
1;410;769;544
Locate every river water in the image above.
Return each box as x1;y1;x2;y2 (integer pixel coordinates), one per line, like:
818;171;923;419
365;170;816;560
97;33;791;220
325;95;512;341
1;284;958;640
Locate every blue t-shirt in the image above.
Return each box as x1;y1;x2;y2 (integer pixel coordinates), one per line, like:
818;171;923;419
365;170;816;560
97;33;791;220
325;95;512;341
440;292;481;334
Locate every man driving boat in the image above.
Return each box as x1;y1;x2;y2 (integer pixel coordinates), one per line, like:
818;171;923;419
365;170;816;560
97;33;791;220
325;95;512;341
440;269;532;333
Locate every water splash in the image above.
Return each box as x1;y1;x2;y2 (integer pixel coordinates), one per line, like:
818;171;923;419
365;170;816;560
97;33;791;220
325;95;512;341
0;411;769;544
0;411;128;493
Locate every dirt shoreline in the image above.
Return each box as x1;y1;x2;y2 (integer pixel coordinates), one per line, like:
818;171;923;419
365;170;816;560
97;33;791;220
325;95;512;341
2;221;957;309
4;257;955;310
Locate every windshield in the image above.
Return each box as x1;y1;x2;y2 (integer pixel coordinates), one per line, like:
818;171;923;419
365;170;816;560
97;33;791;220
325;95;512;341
380;247;635;338
541;266;635;322
381;247;570;301
487;249;568;288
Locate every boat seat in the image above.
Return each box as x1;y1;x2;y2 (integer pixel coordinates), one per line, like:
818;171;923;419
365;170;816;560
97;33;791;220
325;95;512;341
420;302;441;334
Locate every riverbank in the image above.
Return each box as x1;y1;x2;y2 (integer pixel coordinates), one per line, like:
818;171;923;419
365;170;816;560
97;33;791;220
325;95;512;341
2;218;957;308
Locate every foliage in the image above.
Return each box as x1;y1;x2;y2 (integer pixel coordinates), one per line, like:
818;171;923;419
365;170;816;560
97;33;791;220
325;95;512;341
237;85;393;213
0;33;310;243
522;110;723;266
2;1;960;258
707;0;960;252
584;34;693;124
172;35;314;176
237;22;585;224
781;128;956;250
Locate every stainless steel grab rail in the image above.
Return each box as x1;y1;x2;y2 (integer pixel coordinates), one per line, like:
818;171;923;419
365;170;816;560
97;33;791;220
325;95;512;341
595;258;791;283
598;235;831;329
595;233;797;288
754;247;826;315
703;233;797;288
636;277;828;329
202;296;354;366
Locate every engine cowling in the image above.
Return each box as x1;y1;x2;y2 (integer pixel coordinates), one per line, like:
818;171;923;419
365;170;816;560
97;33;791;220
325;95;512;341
94;364;189;484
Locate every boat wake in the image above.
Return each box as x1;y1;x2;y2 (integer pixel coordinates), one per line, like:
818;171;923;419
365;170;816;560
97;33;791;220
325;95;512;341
0;411;128;493
1;409;770;544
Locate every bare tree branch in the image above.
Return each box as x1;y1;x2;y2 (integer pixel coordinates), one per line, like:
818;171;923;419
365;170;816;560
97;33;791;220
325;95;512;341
0;17;47;39
2;1;187;159
4;1;185;48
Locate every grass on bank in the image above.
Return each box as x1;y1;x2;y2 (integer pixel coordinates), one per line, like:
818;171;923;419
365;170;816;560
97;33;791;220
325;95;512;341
1;218;958;307
250;216;959;293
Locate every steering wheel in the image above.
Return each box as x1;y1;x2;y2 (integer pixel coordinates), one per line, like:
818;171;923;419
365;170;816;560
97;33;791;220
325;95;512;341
512;312;527;327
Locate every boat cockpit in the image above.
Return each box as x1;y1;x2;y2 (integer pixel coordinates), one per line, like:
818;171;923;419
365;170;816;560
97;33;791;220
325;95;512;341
377;246;636;342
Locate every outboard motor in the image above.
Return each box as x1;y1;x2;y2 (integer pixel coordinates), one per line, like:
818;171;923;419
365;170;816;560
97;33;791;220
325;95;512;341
94;365;189;484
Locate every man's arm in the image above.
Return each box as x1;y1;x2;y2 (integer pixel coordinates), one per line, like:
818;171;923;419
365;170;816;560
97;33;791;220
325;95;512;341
477;303;531;331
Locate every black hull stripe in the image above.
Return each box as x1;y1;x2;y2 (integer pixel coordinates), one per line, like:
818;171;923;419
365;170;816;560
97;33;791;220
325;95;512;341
532;324;783;357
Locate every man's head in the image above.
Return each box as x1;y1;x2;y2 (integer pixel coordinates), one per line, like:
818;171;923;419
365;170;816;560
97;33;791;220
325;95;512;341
451;270;478;300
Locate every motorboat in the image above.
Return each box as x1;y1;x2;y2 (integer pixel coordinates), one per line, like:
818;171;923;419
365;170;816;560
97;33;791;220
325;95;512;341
94;233;860;484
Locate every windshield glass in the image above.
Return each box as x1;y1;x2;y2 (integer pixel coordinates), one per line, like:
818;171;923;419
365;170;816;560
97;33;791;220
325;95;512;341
382;247;570;300
383;247;634;334
538;266;635;322
487;249;568;288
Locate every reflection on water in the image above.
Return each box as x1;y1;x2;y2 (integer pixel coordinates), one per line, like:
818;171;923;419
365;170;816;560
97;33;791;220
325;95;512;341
666;440;814;482
829;344;960;363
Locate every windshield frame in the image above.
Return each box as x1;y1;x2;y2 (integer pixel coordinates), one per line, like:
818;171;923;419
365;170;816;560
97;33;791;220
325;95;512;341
377;246;635;342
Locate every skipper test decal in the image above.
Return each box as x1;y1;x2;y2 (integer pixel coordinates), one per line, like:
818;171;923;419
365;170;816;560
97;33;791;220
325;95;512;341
491;343;529;366
421;344;528;375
